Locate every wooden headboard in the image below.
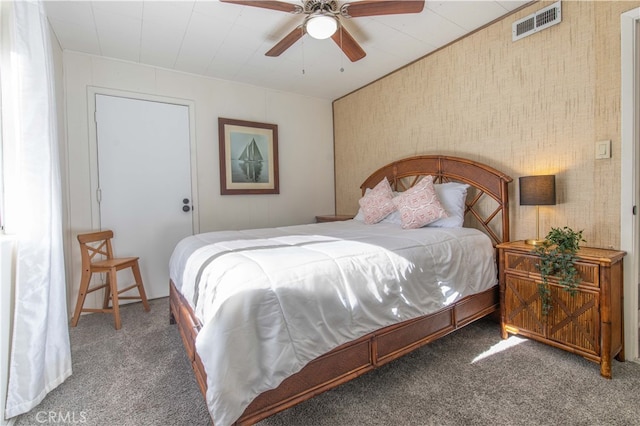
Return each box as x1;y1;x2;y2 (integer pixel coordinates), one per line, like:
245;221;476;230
360;155;513;245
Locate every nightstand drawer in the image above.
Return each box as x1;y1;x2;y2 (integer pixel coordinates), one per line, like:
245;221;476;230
503;275;545;337
504;274;600;356
503;251;600;288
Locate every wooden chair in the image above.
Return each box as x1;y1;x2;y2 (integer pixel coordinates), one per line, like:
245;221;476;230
71;230;150;330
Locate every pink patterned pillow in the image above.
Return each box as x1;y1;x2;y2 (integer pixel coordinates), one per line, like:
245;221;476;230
358;177;396;224
392;176;448;229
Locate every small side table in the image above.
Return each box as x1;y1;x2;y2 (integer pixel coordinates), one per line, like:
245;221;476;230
497;240;625;378
315;214;354;223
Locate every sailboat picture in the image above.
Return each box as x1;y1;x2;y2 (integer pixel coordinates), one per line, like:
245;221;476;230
231;133;268;183
219;117;279;195
238;138;263;162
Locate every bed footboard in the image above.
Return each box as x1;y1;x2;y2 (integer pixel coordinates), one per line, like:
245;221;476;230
170;280;498;425
170;283;207;397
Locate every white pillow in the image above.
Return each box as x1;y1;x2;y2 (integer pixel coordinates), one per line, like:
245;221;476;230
428;182;470;228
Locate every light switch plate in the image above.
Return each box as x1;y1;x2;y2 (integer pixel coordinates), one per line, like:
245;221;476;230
596;140;611;159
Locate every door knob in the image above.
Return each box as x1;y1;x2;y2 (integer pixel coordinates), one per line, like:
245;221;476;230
182;205;191;212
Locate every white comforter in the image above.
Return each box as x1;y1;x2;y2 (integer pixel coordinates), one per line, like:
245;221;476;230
169;220;497;426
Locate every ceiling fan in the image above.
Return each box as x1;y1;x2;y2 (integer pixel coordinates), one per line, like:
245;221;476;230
220;0;426;62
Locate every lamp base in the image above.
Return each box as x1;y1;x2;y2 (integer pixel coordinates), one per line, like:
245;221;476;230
524;238;546;246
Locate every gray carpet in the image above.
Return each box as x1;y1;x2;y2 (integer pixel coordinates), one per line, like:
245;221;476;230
14;297;640;426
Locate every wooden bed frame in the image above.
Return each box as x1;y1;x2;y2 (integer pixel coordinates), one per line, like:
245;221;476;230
169;155;512;425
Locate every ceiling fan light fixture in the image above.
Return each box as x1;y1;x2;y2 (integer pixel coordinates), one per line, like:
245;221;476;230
305;13;338;40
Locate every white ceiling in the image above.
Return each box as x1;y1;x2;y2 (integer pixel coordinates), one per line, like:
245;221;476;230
43;0;530;100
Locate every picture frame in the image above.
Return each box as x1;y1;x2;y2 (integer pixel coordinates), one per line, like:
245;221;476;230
218;117;279;195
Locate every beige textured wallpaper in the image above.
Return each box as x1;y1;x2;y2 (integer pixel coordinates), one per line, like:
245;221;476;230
334;1;639;249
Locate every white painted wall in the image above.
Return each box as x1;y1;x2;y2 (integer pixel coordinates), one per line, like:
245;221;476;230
62;52;335;312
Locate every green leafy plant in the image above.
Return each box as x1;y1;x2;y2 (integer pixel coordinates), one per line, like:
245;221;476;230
532;227;586;315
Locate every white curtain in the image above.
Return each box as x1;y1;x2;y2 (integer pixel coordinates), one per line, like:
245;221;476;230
1;0;72;419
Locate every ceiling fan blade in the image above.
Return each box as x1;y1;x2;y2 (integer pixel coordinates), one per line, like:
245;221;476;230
266;26;305;57
219;1;302;14
342;0;425;18
331;26;366;62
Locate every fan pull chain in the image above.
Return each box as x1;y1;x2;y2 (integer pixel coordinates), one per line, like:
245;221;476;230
301;27;306;75
339;26;344;73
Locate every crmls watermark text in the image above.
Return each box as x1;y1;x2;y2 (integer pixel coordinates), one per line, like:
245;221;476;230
35;411;88;424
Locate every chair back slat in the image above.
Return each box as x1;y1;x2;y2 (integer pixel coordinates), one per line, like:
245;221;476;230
86;240;110;261
77;230;115;268
77;230;113;244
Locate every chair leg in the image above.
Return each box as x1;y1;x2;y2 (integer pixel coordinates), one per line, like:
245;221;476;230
103;276;111;309
71;269;92;327
131;261;150;312
108;268;122;330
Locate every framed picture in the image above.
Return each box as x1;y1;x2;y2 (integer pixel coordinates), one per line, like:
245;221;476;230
218;117;279;195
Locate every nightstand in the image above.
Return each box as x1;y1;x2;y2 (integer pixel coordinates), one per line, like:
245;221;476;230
315;214;354;223
497;240;625;378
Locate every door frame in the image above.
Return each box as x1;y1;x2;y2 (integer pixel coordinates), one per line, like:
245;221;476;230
620;7;640;361
86;87;199;234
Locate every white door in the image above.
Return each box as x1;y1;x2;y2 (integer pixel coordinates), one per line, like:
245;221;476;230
621;9;640;361
95;94;193;299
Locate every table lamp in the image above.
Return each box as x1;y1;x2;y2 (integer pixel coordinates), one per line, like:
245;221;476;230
519;175;556;245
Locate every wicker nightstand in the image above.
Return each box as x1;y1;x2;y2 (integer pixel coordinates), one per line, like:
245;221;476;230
497;240;625;378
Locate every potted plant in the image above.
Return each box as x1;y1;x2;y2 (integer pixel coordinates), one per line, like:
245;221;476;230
532;226;586;315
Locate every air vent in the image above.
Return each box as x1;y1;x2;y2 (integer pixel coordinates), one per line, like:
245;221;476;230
512;1;562;41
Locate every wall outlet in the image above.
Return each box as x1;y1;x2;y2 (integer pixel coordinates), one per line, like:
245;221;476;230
596;140;611;159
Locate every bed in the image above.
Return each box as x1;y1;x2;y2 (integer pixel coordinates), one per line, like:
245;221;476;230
169;155;512;426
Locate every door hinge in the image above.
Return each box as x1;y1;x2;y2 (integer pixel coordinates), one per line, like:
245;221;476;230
96;188;102;204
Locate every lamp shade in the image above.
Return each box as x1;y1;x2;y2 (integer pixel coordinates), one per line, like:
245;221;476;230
306;14;338;39
519;175;556;206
